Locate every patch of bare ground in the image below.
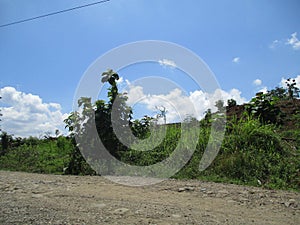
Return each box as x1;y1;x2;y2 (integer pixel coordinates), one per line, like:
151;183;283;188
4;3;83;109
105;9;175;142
0;171;299;224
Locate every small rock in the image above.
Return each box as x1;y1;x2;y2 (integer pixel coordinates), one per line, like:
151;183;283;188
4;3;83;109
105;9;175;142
239;190;248;195
259;193;265;198
92;203;106;209
185;186;194;191
227;200;237;204
218;190;229;194
178;187;194;192
31;194;43;198
284;202;291;207
135;210;143;214
178;188;186;192
113;208;129;215
285;199;297;208
172;214;181;218
238;197;249;202
216;190;229;197
289;199;296;203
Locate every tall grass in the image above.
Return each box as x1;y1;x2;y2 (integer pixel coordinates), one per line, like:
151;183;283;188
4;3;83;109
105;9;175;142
0;137;73;174
176;116;299;190
120;124;182;166
0;116;299;190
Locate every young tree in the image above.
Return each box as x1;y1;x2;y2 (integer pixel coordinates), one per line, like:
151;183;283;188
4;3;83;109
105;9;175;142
155;106;167;124
98;69;133;158
215;100;225;112
64;69;136;174
246;92;280;124
286;78;299;99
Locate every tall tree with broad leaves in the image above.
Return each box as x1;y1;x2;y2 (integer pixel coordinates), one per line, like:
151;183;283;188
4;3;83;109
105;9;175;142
64;69;138;175
96;69;133;158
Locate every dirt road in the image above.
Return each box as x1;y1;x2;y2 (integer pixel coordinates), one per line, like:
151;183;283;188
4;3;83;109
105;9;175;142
0;171;299;224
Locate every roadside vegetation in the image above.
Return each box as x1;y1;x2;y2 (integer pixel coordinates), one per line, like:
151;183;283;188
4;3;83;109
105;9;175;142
0;71;299;190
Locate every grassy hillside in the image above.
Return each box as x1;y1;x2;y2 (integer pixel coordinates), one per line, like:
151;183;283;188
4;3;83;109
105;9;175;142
0;98;299;190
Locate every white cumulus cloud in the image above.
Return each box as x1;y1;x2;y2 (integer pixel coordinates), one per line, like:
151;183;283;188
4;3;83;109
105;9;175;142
253;79;262;86
258;87;268;94
158;59;177;68
0;87;68;137
252;79;268;94
189;88;246;118
125;84;246;123
232;57;240;63
126;85;146;106
286;32;300;50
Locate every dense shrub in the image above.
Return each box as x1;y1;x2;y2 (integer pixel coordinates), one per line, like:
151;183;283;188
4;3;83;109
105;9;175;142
175;116;299;190
0;137;73;174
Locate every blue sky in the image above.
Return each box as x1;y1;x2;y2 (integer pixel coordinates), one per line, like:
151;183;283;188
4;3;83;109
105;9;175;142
0;0;300;137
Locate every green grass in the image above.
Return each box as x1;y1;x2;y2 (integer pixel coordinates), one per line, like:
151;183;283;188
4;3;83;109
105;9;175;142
174;116;300;190
0;136;73;174
0;116;299;191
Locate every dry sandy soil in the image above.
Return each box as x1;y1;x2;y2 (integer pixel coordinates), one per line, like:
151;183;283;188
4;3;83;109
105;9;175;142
0;171;299;225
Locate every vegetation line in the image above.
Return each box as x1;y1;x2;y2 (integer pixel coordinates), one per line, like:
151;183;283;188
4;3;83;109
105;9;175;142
0;70;299;191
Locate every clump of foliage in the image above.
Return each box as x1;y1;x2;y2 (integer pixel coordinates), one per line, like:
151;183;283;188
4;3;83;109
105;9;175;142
0;134;74;174
227;98;237;109
64;69;153;175
174;115;299;190
120;124;182;167
245;78;299;125
214;117;298;189
245;92;280;124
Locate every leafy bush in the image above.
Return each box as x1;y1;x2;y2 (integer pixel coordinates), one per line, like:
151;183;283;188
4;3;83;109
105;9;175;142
63;137;96;175
0;137;73;174
206;117;297;189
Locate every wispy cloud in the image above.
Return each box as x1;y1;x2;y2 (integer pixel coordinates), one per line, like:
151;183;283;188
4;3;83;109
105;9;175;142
158;59;177;68
286;32;300;50
232;57;240;63
269;40;280;49
271;32;300;50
